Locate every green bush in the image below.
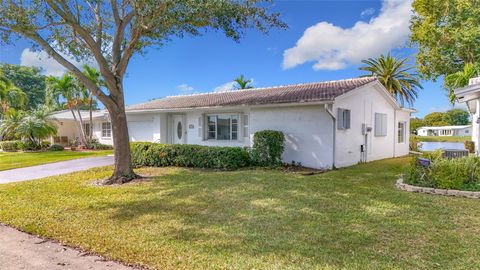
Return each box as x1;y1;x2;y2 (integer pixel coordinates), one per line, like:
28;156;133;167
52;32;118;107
48;144;65;151
405;155;480;191
130;143;250;170
0;140;21;152
465;141;475;154
87;139;113;150
250;130;285;167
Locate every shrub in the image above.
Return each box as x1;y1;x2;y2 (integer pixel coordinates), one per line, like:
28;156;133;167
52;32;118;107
130;142;250;170
465;141;475;154
87;139;113;150
19;140;39;151
250;130;285;167
405;155;480;191
0;140;21;152
41;141;51;149
409;135;421;151
48;144;65;151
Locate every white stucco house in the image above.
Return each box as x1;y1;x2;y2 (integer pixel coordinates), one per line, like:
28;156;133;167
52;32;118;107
51;77;414;169
417;125;471;137
455;77;480;154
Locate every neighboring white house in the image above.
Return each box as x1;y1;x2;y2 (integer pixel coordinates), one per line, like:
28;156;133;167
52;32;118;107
417;125;472;137
50;77;414;169
455;77;480;154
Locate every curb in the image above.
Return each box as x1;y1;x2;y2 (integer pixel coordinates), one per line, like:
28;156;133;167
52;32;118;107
396;178;480;199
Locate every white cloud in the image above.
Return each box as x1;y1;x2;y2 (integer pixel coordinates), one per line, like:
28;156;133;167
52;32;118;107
214;81;237;92
20;48;97;77
283;0;412;71
177;83;194;92
361;8;375;17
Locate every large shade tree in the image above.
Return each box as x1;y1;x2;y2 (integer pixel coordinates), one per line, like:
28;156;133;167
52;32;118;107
359;53;423;106
0;72;27;115
410;0;480;80
0;64;46;109
0;0;286;184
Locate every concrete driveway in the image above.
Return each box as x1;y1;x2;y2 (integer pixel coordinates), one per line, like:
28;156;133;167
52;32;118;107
0;156;114;184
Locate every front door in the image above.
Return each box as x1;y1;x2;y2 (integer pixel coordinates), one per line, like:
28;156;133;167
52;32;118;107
173;115;184;144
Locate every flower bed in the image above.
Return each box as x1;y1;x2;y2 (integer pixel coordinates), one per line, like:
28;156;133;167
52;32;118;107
404;151;480;192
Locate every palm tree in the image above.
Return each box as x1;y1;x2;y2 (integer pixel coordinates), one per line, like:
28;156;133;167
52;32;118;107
234;75;253;90
0;109;22;140
45;74;87;146
0;72;27;115
15;106;57;148
444;63;479;104
359;53;422;106
80;65;103;141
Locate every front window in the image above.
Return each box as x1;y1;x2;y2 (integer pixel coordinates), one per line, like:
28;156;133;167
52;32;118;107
83;123;91;137
207;114;239;140
398;122;406;143
102;122;112;138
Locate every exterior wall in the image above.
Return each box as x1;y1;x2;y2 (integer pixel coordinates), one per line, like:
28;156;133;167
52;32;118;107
249;106;334;169
417;128;428;136
417;127;472;137
333;84;409;167
53;119;114;145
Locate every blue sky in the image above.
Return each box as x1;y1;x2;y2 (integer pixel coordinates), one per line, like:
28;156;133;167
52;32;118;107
0;0;456;117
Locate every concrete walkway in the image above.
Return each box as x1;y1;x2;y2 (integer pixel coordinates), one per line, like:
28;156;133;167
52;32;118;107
0;224;136;270
0;156;114;184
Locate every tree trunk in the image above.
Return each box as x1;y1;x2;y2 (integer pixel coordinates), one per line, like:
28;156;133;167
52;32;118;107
75;107;88;145
102;106;136;184
70;108;87;146
89;97;93;141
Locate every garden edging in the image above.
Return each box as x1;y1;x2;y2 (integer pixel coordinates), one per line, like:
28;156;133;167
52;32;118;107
396;178;480;199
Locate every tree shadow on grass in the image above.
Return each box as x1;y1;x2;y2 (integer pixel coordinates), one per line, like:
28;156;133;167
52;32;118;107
88;166;477;269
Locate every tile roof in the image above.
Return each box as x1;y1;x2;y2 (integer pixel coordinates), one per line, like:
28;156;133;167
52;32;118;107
126;77;378;111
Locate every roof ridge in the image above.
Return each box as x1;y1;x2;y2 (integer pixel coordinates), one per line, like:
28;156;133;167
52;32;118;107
158;76;377;99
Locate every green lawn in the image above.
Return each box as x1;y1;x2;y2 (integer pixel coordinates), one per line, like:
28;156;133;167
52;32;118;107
0;150;113;171
1;158;480;269
416;135;470;142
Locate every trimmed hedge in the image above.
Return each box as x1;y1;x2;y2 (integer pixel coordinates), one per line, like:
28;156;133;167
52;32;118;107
131;143;251;170
251;130;285;167
48;144;65;151
0;140;22;152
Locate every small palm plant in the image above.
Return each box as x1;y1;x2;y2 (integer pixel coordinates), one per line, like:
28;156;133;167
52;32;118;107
444;63;479;104
234;75;253;90
359;53;422;106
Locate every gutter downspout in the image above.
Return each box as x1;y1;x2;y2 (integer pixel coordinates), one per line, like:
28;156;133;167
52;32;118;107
325;103;336;169
393;109;397;158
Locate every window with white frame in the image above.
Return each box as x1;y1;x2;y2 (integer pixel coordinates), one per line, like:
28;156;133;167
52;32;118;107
83;123;91;137
398;122;406;143
337;108;351;130
206;114;239;140
102;122;112;138
374;113;388;136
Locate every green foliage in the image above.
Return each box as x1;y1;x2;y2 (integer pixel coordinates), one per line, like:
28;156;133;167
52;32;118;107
410;0;480;80
48;144;65;151
410;118;424;133
130;143;251;170
0;71;27;114
465;141;475;154
234;74;253;90
405;155;480;191
442;109;470;125
0;140;22;152
359;53;422;105
409;135;421;151
0;64;46;109
87;139;113;150
444;63;479;103
423;112;446;126
251;130;285;167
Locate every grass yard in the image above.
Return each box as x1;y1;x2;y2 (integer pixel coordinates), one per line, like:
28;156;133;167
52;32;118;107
0;150;113;171
416;135;470;142
1;157;480;269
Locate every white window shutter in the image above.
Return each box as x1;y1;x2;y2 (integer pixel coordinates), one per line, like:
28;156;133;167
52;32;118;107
243;114;249;137
381;114;387;136
198;116;203;138
375;113;381;136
